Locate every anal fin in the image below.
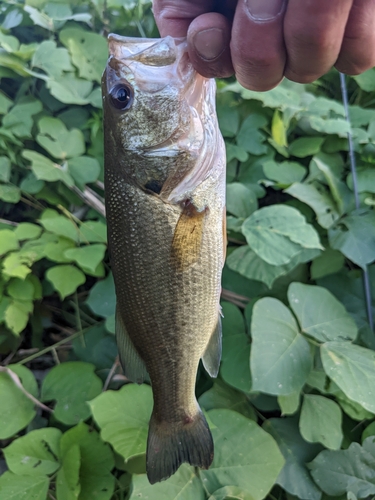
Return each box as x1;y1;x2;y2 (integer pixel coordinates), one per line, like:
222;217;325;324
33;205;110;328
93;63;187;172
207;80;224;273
202;313;222;378
115;305;148;384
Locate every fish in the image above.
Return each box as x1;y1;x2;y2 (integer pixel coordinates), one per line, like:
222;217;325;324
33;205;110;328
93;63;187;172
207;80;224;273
102;33;226;484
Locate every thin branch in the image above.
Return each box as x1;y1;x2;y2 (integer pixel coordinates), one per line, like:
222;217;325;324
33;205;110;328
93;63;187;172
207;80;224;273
0;218;18;227
70;185;106;217
221;288;250;309
103;357;120;391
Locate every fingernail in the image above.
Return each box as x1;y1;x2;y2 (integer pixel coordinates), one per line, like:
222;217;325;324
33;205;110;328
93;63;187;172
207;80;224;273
246;0;284;21
193;28;225;61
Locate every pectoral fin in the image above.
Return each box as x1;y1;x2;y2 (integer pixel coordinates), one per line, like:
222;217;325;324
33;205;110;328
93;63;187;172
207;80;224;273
202;314;222;378
115;305;148;384
171;202;206;271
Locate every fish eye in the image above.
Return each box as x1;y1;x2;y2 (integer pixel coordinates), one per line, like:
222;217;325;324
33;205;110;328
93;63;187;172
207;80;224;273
109;84;133;110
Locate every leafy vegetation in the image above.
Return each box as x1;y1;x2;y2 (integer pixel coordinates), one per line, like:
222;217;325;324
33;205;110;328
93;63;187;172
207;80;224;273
0;1;375;499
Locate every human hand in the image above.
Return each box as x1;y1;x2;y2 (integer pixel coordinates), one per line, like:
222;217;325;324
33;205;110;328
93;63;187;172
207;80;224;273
153;0;375;91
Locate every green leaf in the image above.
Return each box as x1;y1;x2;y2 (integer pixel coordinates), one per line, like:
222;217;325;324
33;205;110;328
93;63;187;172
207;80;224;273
0;92;12;114
208;486;256;500
310;248;345;279
300;395;343;450
285;182;340;229
225;143;249;163
0;472;49;500
0;229;19;255
278;392;300;416
353;68;375;92
251;297;312;395
79;220;107;244
2;252;32;279
236;114;268;155
242;205;323;266
46;264;86;299
329;210;375;269
217;104;239;138
3;427;62;476
37;117;85;160
129;464;205;500
64;244;106;273
200;409;284;499
271;110;287;147
68;156;100;189
39;209;79;242
348;168;375;194
2;97;42;138
44;237;75;263
41;361;102;425
363;422;375;442
89;384;153;461
5;299;32;334
86;273;116;318
263;160;306;186
46;73;95;105
59;28;108;83
289;137;324;158
59;422;115;500
20;173;45;194
0;183;21;203
199;380;256;421
321;341;375;414
24;5;54;31
309;438;375;496
0;155;11;181
56;444;81;500
14;223;42;241
307;116;350;137
7;277;34;301
227;183;257;219
0;365;37;439
23;150;74;187
220;302;251;393
264;417;322;500
288;282;357;342
32;40;73;78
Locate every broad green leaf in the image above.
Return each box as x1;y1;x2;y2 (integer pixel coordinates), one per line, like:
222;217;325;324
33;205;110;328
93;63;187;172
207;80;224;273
3;427;62;476
289;137;324;158
72;323;117;370
309;438;375;496
347;168;375;194
14;223;42;241
363;422;375;442
200;409;284;499
334;390;374;422
300;395;343;450
20;172;45;194
32;40;72;78
242;205;323;266
310;248;345;279
0;229;18;255
60;28;108;83
7;278;34;301
59;422;115;500
264;417;322;500
2;97;42;138
2;252;32;279
64;244;106;274
208;486;256;500
217;104;239;137
263;160;306;186
288;282;357;342
285;182;340;229
0;184;21;203
89;384;153;461
4;299;32;334
0;365;37;439
56;444;81;500
220;302;251;393
251;298;312;395
47;73;95;105
129;464;205;500
307;116;350;137
41;361;102;425
271;110;287;147
278;392;300;416
0;155;10;181
236;114;268;155
329;210;375;269
0;92;12;114
37;117;85;160
68;156;100;188
353;68;375;92
321;341;375;414
227;183;257;219
0;472;49;500
314;157;352;215
44;237;75;263
24;5;54;31
86;272;116;318
46;264;86;299
199;380;256;421
39;209;79;242
23;150;74;186
79;220;107;243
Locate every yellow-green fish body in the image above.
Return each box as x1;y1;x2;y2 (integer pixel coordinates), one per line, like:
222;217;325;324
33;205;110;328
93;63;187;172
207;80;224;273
102;34;226;484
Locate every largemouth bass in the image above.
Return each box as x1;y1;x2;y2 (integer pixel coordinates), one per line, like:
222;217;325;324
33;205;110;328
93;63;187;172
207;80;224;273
102;34;226;484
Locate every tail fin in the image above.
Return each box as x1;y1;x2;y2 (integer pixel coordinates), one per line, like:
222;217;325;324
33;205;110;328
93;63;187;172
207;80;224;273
146;409;213;484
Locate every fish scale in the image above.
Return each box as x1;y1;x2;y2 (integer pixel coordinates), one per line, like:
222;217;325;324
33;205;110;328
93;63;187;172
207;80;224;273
103;34;226;483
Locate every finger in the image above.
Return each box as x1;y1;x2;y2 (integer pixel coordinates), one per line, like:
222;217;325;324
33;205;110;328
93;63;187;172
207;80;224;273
187;13;234;78
230;0;286;91
153;0;215;37
284;0;353;83
335;0;375;75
